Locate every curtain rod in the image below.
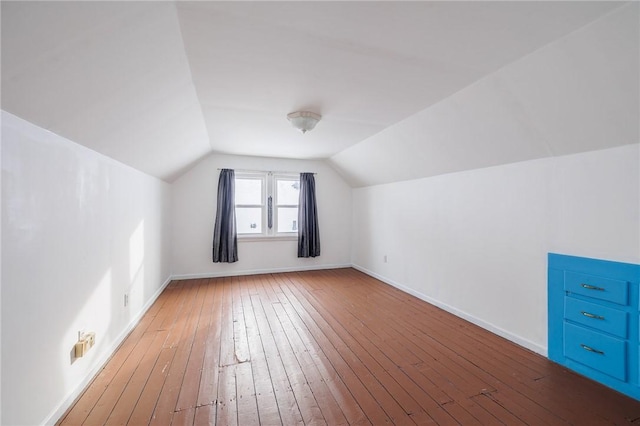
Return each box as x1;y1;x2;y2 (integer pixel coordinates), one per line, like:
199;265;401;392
217;168;317;175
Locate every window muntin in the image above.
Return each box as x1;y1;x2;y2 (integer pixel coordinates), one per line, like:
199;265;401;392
234;172;299;237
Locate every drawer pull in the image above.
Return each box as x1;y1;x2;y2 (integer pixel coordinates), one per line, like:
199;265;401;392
581;283;605;291
580;344;605;355
580;311;605;320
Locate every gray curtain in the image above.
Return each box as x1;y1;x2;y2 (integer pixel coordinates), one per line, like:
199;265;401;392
298;172;320;258
212;169;238;263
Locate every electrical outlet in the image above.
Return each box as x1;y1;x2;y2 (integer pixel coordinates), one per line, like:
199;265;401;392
85;332;96;349
75;331;96;358
124;293;129;307
383;255;388;263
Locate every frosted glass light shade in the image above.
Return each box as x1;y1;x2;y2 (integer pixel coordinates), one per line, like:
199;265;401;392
287;111;321;134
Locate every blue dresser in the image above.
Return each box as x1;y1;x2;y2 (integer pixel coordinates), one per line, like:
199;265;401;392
548;253;640;400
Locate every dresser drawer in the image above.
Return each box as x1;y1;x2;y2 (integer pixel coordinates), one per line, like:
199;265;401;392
565;271;628;305
564;323;626;380
564;297;628;338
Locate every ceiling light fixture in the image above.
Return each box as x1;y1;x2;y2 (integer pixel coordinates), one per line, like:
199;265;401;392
287;111;321;134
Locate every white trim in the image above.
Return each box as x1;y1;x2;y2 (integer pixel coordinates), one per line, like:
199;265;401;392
171;263;352;280
238;235;297;242
235;171;301;237
351;264;548;357
45;262;548;425
43;275;173;425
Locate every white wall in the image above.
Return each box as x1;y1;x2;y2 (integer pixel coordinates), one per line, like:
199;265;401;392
0;107;3;426
171;154;351;278
1;111;172;425
340;1;639;356
352;144;639;355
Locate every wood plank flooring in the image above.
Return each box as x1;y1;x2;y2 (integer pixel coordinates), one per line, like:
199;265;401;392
58;268;640;425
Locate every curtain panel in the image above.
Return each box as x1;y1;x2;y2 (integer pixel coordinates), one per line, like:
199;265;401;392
298;172;320;258
212;169;238;263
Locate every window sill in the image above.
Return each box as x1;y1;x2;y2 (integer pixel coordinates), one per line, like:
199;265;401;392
238;235;297;242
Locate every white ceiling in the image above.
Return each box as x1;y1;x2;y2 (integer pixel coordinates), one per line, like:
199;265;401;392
1;1;627;182
330;2;639;186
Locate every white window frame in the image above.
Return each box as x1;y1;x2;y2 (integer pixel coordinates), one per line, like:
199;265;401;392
235;171;299;240
234;172;267;236
273;174;300;235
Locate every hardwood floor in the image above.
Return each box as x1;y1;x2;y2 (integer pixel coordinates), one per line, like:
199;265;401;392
58;268;640;425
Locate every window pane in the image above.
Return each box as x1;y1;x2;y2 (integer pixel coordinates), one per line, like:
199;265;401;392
277;179;299;205
235;178;262;205
236;207;262;234
277;207;298;233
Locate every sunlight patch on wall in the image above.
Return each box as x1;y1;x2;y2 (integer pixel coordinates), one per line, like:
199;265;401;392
129;220;145;312
61;268;113;389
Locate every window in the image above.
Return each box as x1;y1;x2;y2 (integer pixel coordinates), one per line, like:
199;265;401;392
276;177;300;233
235;172;300;237
234;174;265;235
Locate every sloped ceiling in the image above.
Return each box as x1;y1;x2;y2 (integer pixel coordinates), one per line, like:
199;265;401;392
330;2;639;186
1;1;635;183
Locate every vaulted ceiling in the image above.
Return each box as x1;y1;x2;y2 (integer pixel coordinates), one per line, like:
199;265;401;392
2;2;635;183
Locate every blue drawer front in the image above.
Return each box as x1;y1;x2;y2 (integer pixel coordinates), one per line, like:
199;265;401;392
564;297;628;339
550;254;640;401
564;323;626;381
564;271;628;305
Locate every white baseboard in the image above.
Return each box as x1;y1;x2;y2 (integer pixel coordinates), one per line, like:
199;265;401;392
43;275;173;425
351;264;547;357
44;264;351;424
171;263;352;281
45;263;547;425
